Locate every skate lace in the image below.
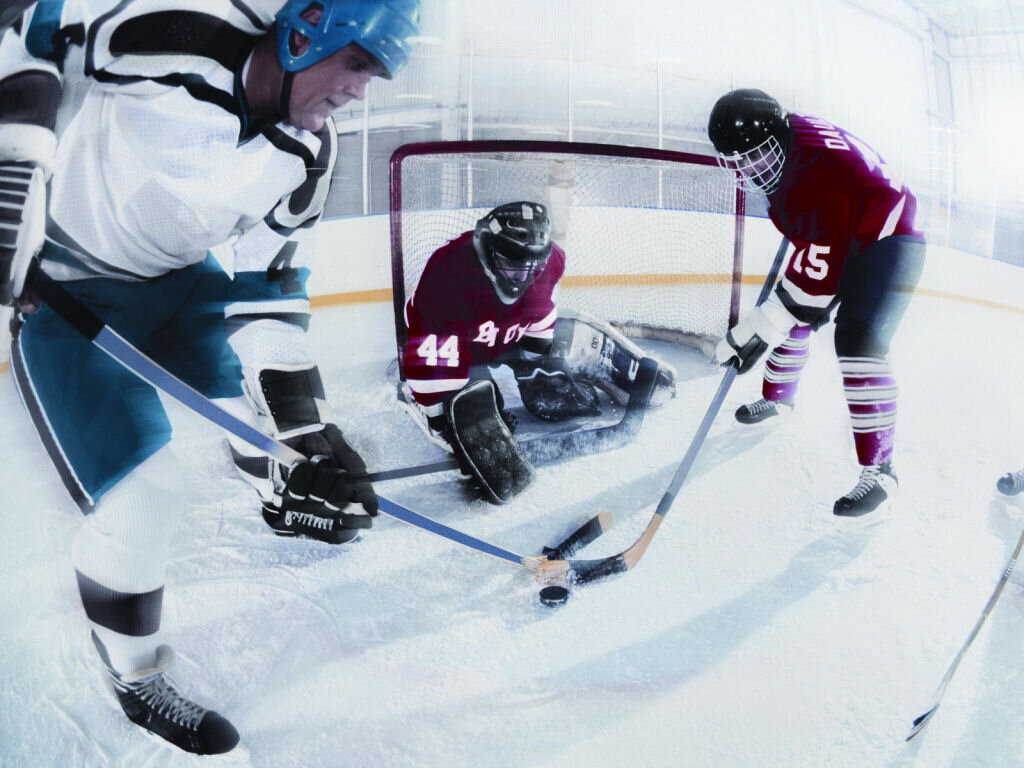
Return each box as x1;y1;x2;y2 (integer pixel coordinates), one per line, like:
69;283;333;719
845;465;882;501
285;510;333;531
130;674;206;730
747;398;776;415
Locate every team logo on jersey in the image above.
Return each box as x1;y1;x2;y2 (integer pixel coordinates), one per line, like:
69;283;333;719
473;320;528;347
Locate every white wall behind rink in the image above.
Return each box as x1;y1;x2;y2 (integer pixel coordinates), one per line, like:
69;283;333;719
2;214;1023;367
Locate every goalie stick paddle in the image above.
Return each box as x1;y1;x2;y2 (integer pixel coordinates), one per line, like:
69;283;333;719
537;236;791;586
905;523;1024;742
543;511;615;561
27;269;548;571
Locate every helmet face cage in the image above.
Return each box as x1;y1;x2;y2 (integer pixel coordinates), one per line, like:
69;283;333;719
276;0;421;78
716;134;786;194
473;202;553;304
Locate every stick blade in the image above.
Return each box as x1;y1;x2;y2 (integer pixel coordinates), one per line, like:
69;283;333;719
905;705;939;742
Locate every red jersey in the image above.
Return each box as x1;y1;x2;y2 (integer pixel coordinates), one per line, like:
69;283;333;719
403;231;566;409
769;114;924;313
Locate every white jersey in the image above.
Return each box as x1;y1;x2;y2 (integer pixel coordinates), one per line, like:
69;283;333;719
0;0;338;367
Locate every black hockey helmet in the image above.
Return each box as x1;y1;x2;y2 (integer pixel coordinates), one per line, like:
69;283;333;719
473;201;552;304
707;89;790;194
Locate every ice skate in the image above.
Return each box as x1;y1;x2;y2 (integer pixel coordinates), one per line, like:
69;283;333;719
735;396;794;425
93;632;239;755
996;468;1024;496
833;460;898;519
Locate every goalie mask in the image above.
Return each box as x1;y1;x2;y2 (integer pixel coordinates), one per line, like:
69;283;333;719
276;0;421;79
473;202;553;304
708;88;790;195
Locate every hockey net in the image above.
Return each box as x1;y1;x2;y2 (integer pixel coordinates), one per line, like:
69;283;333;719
389;141;745;363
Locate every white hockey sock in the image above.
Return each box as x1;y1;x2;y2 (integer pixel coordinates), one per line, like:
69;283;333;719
71;446;184;675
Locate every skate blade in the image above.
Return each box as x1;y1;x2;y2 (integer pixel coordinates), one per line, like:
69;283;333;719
832;496;895;531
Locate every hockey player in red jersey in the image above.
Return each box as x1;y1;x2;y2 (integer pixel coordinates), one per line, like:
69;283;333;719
709;88;926;519
401;200;674;504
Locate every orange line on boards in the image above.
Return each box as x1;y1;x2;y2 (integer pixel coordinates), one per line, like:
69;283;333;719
738;274;1024;316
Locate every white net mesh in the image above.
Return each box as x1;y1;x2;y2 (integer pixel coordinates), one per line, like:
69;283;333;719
391;143;743;352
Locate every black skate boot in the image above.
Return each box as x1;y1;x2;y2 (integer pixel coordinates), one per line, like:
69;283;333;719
92;632;239;755
735;396;794;425
833;460;898;518
997;468;1024;496
261;503;360;544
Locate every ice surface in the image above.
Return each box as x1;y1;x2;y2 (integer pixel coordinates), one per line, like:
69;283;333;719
2;282;1024;767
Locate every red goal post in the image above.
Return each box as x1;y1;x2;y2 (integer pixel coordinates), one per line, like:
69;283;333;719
389;140;746;368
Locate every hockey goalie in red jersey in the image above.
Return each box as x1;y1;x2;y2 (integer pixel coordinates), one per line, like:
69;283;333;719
401;200;674;504
709;88;926;520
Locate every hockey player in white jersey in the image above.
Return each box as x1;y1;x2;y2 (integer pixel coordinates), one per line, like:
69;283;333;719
0;0;419;755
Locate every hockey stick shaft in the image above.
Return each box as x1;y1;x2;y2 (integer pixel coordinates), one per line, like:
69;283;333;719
905;523;1024;741
539;236;791;584
29;269;544;569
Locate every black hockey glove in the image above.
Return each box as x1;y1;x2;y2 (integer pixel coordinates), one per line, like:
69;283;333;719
281;424;378;529
0;161;46;309
513;357;600;422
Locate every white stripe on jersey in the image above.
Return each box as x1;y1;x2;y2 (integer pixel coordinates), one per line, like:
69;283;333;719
878;195;906;241
408;377;471;395
779;276;835;308
225;298;311;319
524;308;557;334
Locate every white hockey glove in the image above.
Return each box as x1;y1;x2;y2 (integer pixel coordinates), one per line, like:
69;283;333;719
0;161;47;308
715;293;797;374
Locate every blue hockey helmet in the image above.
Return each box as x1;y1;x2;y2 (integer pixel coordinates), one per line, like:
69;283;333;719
276;0;420;79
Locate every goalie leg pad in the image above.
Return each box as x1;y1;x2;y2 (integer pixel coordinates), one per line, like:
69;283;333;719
551;309;676;407
448;380;534;505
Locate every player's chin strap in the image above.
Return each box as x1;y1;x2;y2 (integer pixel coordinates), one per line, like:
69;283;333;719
25;265;549;570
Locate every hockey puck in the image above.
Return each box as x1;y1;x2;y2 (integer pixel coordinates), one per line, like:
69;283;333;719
539;585;570;607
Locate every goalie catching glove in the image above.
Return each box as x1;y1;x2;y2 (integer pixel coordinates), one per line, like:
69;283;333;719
512;356;600;422
715;290;798;373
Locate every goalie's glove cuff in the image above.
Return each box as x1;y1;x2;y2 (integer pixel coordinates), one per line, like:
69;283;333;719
715;293;797;374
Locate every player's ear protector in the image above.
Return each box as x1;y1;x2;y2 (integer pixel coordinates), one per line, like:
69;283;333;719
276;0;420;79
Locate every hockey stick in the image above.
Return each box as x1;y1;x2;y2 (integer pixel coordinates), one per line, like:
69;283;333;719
905;523;1024;741
368;376;655;484
27;269;548;571
537;236;791;585
543;511;615;561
